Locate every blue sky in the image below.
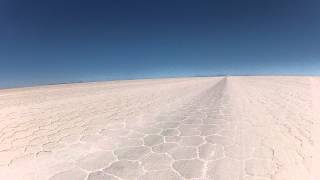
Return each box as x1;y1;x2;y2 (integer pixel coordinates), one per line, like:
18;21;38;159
1;0;320;88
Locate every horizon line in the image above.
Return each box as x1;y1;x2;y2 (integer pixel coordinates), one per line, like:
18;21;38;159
1;74;320;91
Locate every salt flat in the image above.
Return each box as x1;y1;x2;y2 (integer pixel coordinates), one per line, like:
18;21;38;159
1;76;320;180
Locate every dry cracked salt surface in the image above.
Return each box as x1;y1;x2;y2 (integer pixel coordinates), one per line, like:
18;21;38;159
1;76;320;180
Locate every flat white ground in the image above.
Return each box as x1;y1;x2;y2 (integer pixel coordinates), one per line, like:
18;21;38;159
1;76;320;180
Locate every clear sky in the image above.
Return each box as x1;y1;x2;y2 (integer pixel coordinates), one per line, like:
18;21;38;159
1;0;320;88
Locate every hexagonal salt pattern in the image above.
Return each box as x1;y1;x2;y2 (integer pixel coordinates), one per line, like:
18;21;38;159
1;76;317;180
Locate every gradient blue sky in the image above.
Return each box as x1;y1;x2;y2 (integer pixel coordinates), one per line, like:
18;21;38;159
1;0;320;88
